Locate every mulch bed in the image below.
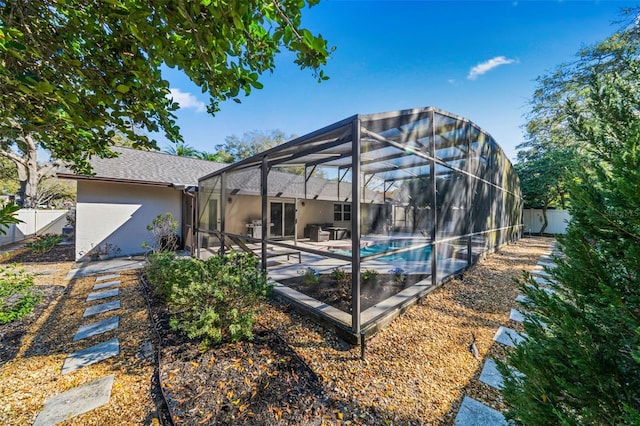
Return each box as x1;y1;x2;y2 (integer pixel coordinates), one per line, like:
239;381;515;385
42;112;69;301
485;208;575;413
0;243;158;425
0;243;74;367
0;284;64;368
0;236;555;425
0;242;75;264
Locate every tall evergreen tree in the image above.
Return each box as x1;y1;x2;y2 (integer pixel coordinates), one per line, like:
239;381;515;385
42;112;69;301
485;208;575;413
500;56;640;426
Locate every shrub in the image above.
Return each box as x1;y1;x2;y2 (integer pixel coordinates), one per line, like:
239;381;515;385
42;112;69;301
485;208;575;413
143;212;179;252
331;267;352;299
0;265;39;324
25;234;63;254
145;251;207;300
361;269;378;283
300;267;319;285
145;250;271;349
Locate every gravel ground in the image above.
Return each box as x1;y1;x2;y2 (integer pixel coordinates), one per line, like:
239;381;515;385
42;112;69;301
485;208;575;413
0;236;554;425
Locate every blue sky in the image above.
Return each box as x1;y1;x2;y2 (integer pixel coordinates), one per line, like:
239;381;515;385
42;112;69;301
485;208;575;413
158;0;635;162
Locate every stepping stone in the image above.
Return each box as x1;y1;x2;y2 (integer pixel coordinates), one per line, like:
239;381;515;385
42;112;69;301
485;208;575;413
479;359;505;390
537;261;556;269
531;269;552;278
515;294;529;303
32;375;114;426
510;308;525;323
83;300;121;318
96;274;120;282
86;288;119;302
526;284;556;295
73;316;119;341
454;396;507;426
138;340;154;361
62;338;120;374
93;280;121;290
494;326;526;347
533;276;557;287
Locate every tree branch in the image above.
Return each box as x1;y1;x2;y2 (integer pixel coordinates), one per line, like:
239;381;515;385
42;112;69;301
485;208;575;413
37;160;62;180
0;147;26;166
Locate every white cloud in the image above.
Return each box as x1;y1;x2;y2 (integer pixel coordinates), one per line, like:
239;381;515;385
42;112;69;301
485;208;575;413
167;88;206;112
467;56;517;80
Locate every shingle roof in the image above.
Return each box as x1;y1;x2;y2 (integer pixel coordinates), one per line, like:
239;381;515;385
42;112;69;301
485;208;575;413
56;146;226;187
224;168;383;202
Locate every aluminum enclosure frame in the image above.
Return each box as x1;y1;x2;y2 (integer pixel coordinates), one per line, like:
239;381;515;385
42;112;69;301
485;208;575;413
197;107;523;341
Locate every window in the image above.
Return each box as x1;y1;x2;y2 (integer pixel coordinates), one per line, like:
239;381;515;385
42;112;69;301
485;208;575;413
334;203;351;222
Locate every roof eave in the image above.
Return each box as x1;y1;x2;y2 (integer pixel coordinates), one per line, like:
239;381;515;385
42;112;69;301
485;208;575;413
56;173;176;188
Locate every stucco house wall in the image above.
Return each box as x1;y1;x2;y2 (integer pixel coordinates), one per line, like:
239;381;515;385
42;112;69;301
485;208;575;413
75;180;182;260
224;195;261;236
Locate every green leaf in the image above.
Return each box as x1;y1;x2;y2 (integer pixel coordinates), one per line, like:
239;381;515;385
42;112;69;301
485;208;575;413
6;40;27;51
34;82;55;93
116;84;130;93
250;80;263;90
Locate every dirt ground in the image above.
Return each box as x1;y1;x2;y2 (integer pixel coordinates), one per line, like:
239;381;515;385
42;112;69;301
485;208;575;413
0;236;555;425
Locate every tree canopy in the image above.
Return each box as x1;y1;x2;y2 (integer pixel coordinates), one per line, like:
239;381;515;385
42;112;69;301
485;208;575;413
216;129;292;163
0;0;331;173
0;0;331;211
514;8;639;230
163;142;200;158
515;147;574;233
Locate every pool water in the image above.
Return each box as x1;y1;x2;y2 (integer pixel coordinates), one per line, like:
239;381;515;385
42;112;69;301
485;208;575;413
329;240;432;262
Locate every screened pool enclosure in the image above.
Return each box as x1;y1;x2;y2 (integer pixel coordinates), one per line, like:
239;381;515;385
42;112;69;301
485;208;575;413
198;107;522;342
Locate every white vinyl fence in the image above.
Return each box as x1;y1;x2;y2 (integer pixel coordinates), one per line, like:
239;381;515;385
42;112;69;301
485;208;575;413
522;208;571;235
0;209;69;247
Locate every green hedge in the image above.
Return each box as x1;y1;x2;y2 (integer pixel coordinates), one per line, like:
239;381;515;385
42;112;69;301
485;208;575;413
145;250;271;350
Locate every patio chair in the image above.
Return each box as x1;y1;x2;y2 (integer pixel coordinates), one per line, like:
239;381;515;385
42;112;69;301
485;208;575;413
309;226;330;242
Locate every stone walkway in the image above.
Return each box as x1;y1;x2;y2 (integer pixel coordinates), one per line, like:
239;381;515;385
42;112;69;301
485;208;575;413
453;241;561;425
32;258;147;425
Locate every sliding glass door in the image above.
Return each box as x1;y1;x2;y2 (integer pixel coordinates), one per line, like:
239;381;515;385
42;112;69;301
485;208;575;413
270;201;295;238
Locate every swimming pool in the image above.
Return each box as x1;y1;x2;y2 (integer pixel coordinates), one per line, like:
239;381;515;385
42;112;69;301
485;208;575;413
329;240;432;262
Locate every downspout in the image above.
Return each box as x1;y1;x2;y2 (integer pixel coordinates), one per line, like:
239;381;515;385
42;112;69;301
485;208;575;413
183;189;197;257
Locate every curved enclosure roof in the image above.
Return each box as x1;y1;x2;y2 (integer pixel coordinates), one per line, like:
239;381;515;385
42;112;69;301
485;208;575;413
201;106;520;200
